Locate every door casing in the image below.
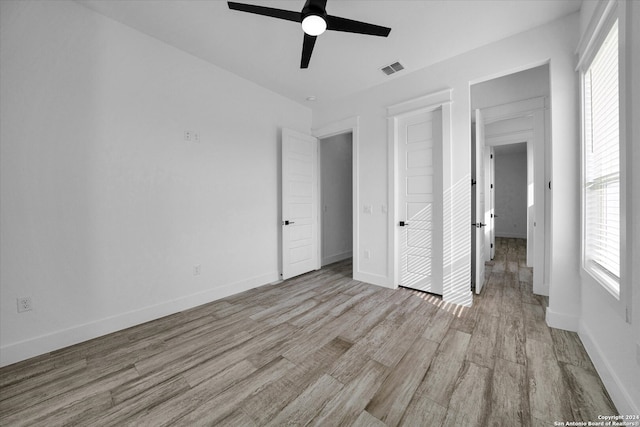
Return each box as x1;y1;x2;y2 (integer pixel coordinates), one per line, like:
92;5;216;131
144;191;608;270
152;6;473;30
387;89;464;303
313;117;360;281
479;97;548;295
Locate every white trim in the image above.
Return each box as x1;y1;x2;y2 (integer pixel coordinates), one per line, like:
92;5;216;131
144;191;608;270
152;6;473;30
388;115;398;287
485;129;533;146
495;232;528;239
443;290;474;308
579;323;640;415
322;250;353;267
480;97;547;296
313;117;360;280
386;88;453;118
578;1;630;322
487;129;535;268
481;97;545;124
576;0;618;71
546;306;580;332
618;0;631;324
0;272;278;367
354;271;391;289
387;89;454;300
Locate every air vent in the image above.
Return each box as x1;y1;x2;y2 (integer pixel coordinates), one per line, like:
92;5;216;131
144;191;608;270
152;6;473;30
381;61;404;76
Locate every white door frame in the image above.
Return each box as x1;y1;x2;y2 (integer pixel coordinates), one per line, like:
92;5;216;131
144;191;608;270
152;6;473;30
473;109;487;294
312;117;360;279
485;146;495;261
387;89;452;291
480;97;547;295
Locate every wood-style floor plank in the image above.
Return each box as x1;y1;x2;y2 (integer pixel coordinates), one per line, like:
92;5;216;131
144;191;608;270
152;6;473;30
496;314;527;365
242;336;351;425
523;303;553;344
264;373;344;426
366;337;439;426
551;328;598;373
561;363;618;421
417;329;472;407
171;357;295;426
398;394;447;427
487;357;531;427
443;361;493;427
0;239;618;426
526;339;574;424
309;359;388;427
466;313;499;369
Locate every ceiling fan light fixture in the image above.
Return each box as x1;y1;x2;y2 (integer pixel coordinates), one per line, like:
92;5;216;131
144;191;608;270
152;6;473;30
302;15;326;36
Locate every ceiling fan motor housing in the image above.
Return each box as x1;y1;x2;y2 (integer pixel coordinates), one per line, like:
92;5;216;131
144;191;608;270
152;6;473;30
302;0;327;22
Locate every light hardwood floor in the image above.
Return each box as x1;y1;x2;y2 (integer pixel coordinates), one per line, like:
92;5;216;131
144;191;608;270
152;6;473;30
0;238;617;426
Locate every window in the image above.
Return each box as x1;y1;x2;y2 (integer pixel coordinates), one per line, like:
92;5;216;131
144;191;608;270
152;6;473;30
582;20;620;296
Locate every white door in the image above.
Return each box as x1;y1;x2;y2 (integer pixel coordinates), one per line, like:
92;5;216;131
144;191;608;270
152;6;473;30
398;109;442;295
282;128;319;280
474;109;486;294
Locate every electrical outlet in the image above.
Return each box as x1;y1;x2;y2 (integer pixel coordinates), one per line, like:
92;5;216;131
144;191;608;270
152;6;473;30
193;132;200;142
184;130;192;141
364;250;371;260
17;297;32;313
193;264;201;276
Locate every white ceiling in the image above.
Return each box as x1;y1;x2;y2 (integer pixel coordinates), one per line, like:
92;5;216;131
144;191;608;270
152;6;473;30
77;0;582;105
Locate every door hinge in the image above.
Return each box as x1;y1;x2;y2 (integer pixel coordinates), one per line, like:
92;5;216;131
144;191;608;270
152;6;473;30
490;184;493;189
471;179;476;186
491;243;494;248
490;154;493;159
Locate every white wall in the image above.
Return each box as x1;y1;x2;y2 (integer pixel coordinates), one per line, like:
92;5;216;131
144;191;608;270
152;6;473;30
471;64;550;110
494;150;528;239
576;0;640;415
320;133;353;265
0;0;311;366
313;13;580;311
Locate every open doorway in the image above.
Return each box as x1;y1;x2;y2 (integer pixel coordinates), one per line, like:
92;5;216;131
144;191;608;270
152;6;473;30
494;143;528;241
470;64;550;296
319;132;353;272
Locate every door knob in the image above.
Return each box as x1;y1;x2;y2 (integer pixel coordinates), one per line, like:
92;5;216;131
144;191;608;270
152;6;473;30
283;220;295;225
399;221;408;227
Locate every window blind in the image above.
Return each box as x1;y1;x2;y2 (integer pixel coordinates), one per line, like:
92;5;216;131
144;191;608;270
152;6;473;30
583;20;620;292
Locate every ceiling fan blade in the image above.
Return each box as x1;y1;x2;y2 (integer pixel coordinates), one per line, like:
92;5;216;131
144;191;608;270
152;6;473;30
228;2;301;23
326;15;391;37
301;33;317;69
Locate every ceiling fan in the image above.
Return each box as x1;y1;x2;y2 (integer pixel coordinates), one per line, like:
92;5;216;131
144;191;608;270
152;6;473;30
227;0;391;69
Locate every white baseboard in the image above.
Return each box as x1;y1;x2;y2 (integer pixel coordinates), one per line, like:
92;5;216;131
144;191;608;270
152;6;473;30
322;251;352;266
0;272;278;367
579;324;640;415
354;270;391;288
545;307;579;331
445;290;474;307
495;232;528;239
